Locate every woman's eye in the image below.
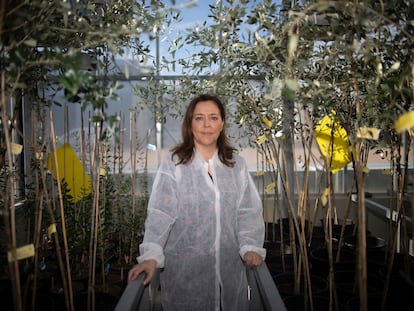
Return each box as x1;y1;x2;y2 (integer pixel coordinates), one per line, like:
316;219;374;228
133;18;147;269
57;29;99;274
195;116;204;121
210;116;218;121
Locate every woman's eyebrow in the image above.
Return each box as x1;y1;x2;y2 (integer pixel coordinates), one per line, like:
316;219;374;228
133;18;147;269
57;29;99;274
194;113;220;116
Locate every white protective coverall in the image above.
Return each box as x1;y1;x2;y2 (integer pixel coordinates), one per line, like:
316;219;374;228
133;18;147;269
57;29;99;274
137;150;266;311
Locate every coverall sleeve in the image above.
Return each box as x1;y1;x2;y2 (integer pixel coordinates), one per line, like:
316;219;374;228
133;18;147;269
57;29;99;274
137;157;178;268
237;163;266;260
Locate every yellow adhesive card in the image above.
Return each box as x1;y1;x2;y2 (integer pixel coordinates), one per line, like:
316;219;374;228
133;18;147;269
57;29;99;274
315;115;355;174
8;244;35;262
99;167;107;176
48;223;57;239
262;116;273;128
11;143;23;155
256;134;267;145
321;187;329;206
264;182;275;193
395;111;414;134
47;143;92;203
357;127;381;140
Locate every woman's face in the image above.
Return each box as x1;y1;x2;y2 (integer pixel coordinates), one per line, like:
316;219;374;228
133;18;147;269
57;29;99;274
191;100;224;150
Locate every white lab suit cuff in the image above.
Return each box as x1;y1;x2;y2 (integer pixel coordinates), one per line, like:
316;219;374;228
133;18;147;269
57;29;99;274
137;242;165;268
239;245;266;261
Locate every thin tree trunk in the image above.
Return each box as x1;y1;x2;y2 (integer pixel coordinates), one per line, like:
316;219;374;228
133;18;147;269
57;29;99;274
49;111;74;311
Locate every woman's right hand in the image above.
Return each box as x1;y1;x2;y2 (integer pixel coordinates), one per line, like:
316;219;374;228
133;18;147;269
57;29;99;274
128;259;157;285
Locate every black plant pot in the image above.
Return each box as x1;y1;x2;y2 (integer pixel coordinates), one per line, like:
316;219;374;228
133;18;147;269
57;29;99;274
283;294;332;311
343;235;387;273
73;291;119;311
344;294;411;311
26;293;56;311
378;252;414;306
332;270;384;306
309;247;356;277
320;218;355;241
265;253;296;276
273;272;328;299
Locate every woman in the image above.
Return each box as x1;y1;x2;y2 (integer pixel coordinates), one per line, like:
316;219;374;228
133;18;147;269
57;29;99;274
128;94;266;311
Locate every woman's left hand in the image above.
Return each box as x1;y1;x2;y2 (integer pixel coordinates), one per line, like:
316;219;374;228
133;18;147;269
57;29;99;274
243;251;263;267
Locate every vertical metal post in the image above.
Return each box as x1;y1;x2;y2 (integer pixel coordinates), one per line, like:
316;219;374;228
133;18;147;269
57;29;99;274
155;7;162;168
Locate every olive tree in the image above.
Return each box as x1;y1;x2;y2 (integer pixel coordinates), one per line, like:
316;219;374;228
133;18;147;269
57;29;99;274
164;0;413;309
0;1;176;310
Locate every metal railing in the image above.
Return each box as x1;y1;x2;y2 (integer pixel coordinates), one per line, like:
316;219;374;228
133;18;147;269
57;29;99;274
114;263;286;311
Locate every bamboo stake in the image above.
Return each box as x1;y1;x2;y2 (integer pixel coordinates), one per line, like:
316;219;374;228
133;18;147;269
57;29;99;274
39;151;70;311
258;146;265;234
268;143;282;244
19;110;36;309
99;142;107;289
86;111;94;311
335;179;356;264
30;108;42;311
49;111;74;311
295;116;315;311
382;134;411;310
288;136;314;311
30;194;44;311
80;108;88;268
112;112;119;264
112;116;119;264
267;139;290;272
90;114;107;310
90;167;99;309
88;120;99;311
129;111;137;262
1;71;23;311
117;112;125;265
263;142;281;244
87;194;95;310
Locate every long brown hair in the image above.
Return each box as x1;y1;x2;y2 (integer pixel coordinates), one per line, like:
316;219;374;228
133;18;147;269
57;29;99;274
171;94;236;167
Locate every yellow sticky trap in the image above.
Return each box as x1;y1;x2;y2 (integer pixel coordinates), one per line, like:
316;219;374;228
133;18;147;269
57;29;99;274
99;167;107;176
262;116;273;128
11;143;23;155
47;143;92;203
254;170;265;176
357;127;381;140
239;115;246;125
321;187;329;206
48;223;57;239
395;111;414;134
264;182;275;193
256;134;267;145
8;244;35;262
315;114;354;174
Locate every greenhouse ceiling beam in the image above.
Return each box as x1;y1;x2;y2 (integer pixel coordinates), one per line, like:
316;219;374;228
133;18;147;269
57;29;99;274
101;74;266;81
45;74;213;81
46;74;266;82
108;74;213;81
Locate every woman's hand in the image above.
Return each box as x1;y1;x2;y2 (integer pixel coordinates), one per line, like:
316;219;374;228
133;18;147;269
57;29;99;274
243;251;263;267
127;259;157;285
